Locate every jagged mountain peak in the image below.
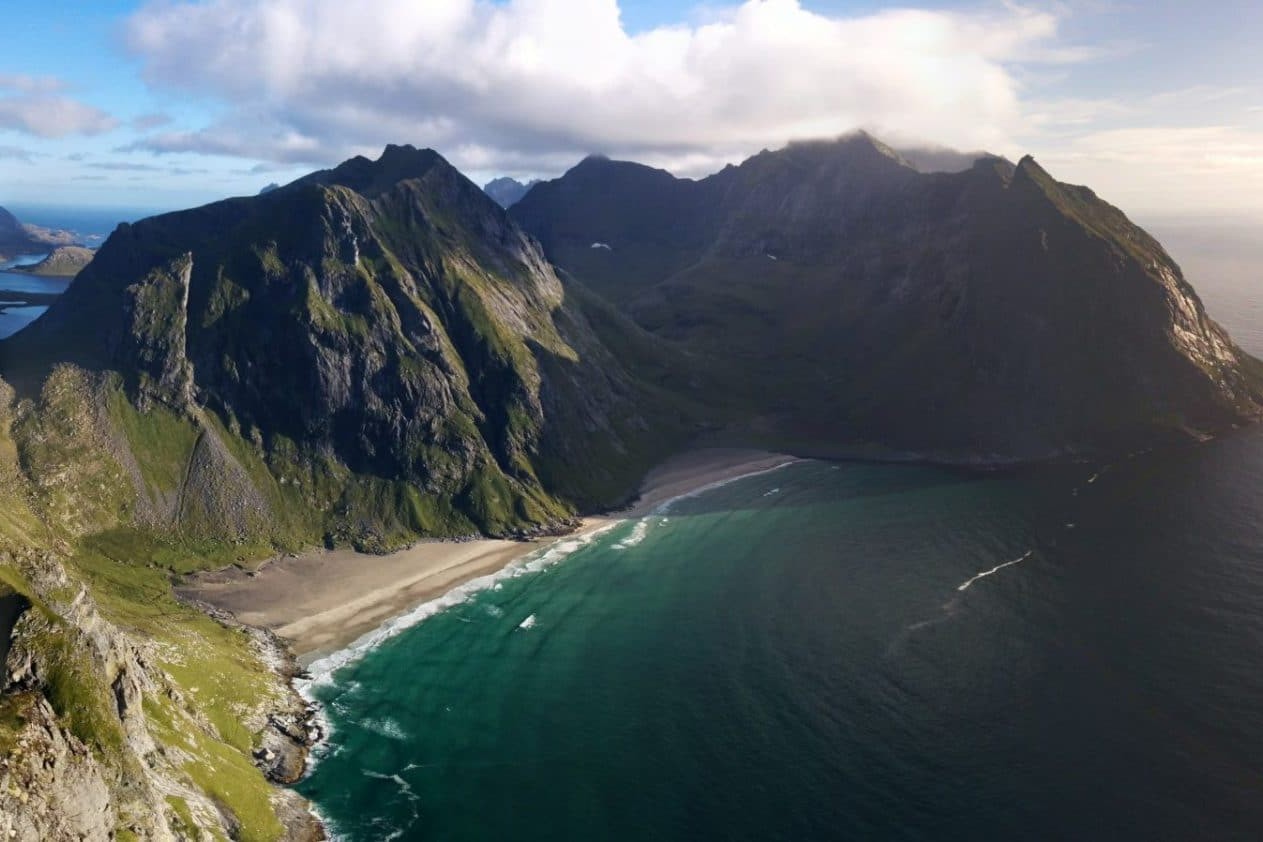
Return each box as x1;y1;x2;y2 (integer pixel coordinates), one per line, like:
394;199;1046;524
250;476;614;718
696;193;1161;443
292;144;450;199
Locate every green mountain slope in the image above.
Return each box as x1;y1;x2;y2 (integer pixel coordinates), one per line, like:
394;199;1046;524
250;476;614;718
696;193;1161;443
513;133;1263;459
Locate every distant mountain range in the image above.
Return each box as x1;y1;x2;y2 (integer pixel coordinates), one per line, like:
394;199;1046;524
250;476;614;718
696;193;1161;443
483;176;541;208
0;205;80;261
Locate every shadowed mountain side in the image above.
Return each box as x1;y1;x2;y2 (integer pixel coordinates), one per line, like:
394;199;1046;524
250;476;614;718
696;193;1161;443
513;133;1263;461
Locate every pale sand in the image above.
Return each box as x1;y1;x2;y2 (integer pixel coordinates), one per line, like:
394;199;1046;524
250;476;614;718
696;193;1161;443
178;448;797;663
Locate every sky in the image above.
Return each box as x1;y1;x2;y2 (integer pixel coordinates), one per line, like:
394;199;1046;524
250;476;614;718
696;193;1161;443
3;0;1263;221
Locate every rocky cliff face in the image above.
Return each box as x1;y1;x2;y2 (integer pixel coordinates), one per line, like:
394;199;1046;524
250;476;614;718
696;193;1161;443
0;369;321;841
1;546;320;842
513;133;1263;459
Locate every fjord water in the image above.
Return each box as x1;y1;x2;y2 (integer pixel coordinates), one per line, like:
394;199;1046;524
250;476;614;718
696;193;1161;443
299;446;1263;841
0;256;70;339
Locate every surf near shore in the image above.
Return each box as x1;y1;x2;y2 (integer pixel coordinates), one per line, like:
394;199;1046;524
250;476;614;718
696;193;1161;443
178;448;798;667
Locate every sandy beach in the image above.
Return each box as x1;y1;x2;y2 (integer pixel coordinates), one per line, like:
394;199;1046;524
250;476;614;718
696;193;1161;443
178;448;797;663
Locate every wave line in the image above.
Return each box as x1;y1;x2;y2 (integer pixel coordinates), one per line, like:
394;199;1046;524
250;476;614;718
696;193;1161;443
956;551;1033;592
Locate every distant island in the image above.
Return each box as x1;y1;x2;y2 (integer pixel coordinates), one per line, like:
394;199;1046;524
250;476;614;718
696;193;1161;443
8;246;95;278
0;205;80;262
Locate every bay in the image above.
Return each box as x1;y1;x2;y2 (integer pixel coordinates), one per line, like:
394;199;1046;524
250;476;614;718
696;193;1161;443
298;445;1263;841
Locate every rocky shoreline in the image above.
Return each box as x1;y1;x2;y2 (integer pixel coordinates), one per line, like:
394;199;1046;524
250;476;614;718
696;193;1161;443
178;595;327;838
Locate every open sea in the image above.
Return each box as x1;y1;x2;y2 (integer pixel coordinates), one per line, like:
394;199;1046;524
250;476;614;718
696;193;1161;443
296;225;1263;841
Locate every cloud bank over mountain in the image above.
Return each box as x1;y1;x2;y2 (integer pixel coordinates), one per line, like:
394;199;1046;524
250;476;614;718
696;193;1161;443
125;0;1064;175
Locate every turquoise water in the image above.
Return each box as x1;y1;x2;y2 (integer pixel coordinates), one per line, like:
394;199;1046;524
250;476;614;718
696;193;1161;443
297;446;1263;840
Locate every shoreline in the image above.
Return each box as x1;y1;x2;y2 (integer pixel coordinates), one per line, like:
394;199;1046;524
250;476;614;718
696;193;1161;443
179;448;800;668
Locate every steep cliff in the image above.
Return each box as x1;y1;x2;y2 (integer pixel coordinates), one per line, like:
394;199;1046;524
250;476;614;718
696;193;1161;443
0;371;320;841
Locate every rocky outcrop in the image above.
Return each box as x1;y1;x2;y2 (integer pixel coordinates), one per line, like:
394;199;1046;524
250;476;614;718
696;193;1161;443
0;694;115;842
1;547;323;841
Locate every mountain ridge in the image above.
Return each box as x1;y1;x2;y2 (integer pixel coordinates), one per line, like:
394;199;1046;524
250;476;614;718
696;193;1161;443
512;133;1263;460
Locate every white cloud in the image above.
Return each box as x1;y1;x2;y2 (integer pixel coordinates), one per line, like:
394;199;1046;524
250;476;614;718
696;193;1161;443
124;0;1071;175
0;74;119;138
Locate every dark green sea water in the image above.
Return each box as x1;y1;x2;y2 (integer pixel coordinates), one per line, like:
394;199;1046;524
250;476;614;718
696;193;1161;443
297;443;1263;841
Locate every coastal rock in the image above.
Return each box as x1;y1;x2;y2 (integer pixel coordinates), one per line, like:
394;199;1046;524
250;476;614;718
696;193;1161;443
0;695;114;842
1;546;326;841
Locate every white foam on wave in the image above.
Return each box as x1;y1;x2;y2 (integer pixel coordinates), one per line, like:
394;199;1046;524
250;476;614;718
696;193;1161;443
654;459;799;515
305;802;345;842
956;551;1033;592
764;487;780;497
362;770;421;841
612;518;650;550
886;596;961;656
296;521;620;698
360;717;408;741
